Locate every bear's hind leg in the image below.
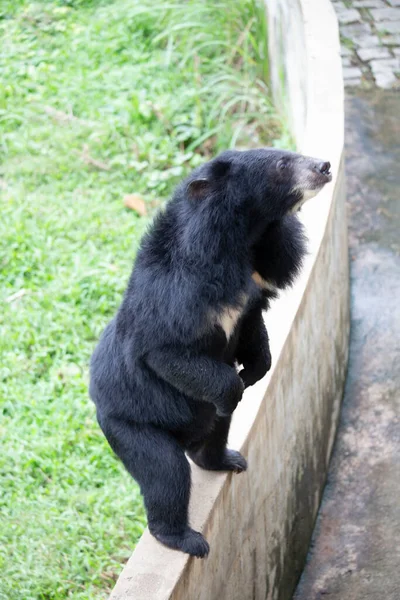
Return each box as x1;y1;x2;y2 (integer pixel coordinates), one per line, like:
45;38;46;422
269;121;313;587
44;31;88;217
188;416;247;474
98;415;209;558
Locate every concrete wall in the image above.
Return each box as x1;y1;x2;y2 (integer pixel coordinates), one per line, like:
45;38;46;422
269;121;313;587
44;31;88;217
109;1;347;599
267;0;307;147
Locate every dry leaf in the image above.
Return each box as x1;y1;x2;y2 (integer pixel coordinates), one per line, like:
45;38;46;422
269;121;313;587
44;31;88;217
123;194;147;216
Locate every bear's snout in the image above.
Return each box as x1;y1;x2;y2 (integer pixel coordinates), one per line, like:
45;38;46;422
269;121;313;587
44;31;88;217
288;156;333;212
314;161;331;178
301;157;333;188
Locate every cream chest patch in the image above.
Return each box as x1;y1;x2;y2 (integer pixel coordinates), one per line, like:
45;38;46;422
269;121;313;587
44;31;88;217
252;271;277;294
212;293;248;340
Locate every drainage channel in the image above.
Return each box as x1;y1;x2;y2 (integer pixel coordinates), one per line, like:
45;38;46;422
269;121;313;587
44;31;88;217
294;89;400;599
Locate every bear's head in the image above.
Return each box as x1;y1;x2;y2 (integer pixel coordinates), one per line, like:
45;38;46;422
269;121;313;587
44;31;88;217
186;148;332;227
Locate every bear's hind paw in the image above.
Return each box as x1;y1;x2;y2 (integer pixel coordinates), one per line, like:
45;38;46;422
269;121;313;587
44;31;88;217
153;528;210;558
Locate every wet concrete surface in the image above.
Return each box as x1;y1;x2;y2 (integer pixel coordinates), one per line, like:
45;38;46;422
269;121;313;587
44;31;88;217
294;90;400;599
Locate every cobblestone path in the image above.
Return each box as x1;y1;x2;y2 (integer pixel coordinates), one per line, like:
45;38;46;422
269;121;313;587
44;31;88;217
332;0;400;88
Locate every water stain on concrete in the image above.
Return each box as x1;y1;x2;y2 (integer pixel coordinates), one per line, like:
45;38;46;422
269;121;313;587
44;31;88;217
294;90;400;600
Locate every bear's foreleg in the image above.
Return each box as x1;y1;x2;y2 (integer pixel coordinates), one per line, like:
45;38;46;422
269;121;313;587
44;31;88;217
236;305;271;388
252;214;306;289
145;347;244;417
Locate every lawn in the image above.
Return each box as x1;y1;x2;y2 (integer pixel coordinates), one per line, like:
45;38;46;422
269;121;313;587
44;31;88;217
0;1;286;598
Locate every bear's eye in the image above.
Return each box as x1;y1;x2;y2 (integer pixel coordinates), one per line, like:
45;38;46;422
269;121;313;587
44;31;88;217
278;160;287;171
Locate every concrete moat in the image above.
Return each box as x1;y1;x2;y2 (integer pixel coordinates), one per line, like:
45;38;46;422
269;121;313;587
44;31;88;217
294;90;400;599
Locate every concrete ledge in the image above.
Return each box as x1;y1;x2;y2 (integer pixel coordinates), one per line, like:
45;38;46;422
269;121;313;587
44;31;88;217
110;1;347;598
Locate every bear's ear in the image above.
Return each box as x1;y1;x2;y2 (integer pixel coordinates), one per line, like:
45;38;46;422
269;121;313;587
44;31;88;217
210;159;231;179
187;178;211;200
187;160;232;200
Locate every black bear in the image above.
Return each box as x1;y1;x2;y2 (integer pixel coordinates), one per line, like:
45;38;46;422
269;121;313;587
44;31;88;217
89;148;332;558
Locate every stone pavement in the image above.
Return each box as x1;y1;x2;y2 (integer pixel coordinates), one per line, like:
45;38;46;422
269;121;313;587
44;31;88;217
332;0;400;88
293;88;400;599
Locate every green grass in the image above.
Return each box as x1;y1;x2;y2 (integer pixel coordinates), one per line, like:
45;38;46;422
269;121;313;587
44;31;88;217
0;1;285;598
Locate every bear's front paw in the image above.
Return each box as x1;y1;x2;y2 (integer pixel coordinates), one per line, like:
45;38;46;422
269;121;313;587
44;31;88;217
215;376;244;417
221;449;247;473
239;352;271;388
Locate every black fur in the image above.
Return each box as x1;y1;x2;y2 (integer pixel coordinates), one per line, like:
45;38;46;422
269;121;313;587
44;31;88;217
89;148;331;557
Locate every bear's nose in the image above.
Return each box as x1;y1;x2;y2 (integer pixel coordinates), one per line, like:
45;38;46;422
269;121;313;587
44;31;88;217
316;161;331;175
